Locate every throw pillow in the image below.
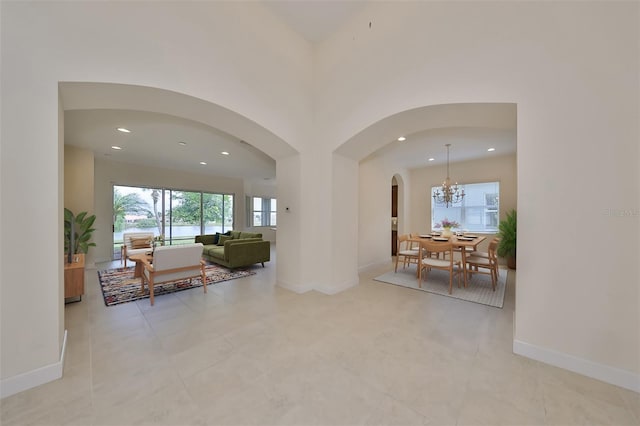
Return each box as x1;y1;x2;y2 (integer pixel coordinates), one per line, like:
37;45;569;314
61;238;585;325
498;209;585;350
217;234;231;246
213;232;221;244
197;234;216;245
229;230;241;239
131;237;151;249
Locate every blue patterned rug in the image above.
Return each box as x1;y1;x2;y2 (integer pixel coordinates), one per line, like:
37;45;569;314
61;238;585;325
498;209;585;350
98;264;255;306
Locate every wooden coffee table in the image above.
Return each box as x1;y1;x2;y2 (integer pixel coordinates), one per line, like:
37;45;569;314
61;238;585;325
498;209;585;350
128;253;152;278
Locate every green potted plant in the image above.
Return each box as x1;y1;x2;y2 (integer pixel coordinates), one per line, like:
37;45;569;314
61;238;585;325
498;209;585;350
64;208;97;263
497;209;517;269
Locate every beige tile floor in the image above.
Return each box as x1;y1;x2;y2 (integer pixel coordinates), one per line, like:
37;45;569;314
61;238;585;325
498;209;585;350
1;247;638;426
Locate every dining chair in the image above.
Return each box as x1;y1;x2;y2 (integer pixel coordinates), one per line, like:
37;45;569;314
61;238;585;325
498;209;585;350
395;234;420;272
466;237;501;277
410;233;436;259
465;238;499;291
418;240;462;294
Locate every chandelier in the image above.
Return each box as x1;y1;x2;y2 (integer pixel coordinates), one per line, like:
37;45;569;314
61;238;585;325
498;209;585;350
432;144;465;208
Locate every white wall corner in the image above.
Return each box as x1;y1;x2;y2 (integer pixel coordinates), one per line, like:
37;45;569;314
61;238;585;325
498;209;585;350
277;279;314;294
513;339;640;393
358;258;392;273
0;329;68;399
314;275;359;295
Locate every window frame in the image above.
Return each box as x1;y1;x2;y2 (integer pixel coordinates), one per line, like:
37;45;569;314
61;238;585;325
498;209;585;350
248;196;277;227
113;184;235;253
430;181;500;233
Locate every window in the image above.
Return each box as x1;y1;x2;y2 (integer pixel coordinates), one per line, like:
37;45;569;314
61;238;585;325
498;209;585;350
431;181;499;232
113;185;234;257
248;196;276;227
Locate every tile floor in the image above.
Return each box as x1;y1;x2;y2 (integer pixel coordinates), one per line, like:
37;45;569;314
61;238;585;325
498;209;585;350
1;247;638;425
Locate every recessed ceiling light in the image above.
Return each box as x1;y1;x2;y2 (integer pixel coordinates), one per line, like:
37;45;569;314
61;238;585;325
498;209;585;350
487;147;496;152
111;146;122;150
397;136;406;141
116;128;131;133
199;161;207;165
178;141;187;146
428;157;435;161
221;151;229;155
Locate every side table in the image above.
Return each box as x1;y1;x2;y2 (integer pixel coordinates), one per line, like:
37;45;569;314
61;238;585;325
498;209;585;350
64;253;85;303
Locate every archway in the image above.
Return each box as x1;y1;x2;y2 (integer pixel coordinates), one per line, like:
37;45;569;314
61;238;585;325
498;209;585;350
60;81;301;292
59;82;296;161
391;173;407;256
336;103;516;270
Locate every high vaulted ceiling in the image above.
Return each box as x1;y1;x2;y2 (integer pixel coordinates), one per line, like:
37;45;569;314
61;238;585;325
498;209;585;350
63;5;517;182
264;1;366;42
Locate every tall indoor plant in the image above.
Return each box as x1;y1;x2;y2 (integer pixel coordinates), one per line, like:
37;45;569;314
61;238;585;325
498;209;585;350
64;208;97;263
497;209;517;269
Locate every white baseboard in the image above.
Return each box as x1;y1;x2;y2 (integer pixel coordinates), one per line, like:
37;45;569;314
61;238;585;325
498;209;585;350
0;329;67;399
358;258;391;273
315;275;359;295
277;279;314;294
513;339;640;393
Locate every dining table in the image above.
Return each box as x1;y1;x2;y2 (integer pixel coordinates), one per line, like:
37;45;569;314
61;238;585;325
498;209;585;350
409;234;487;288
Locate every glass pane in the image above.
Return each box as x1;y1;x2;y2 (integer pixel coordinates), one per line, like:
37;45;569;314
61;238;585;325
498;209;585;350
270;198;277;212
169;190;201;245
432;206;462;230
270;212;277;226
431;181;500;232
253;197;262;210
253;212;263;227
163;190;171;243
203;193;223;234
485;210;499;229
113;185;161;258
223;194;234;232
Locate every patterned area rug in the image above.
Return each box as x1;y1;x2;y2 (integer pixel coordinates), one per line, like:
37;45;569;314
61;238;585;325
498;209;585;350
98;264;255;306
374;266;507;308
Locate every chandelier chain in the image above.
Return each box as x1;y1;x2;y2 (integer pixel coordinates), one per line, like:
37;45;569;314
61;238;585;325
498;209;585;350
433;144;465;208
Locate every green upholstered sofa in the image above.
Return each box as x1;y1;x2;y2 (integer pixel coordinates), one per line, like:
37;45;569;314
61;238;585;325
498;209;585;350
194;231;270;269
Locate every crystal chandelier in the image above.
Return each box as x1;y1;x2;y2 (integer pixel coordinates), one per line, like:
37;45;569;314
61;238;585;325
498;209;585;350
432;144;465;208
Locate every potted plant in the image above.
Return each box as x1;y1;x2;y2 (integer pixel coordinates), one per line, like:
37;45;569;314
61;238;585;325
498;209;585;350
497;209;517;269
435;218;460;238
64;208;97;263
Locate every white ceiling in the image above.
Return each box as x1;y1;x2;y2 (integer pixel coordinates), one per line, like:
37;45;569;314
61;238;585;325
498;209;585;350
264;1;366;42
365;127;517;169
63;7;517;182
64;109;276;182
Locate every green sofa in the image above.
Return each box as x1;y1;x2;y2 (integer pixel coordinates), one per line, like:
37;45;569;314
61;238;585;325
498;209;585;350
195;231;270;269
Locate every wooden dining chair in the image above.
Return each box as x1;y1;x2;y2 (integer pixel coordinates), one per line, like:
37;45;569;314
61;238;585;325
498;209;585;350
418;240;462;294
395;234;420;272
410;233;436;259
465;238;499;291
466;237;501;277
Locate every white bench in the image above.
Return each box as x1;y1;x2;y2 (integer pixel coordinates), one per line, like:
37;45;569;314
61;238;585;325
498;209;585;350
121;232;154;267
140;243;206;305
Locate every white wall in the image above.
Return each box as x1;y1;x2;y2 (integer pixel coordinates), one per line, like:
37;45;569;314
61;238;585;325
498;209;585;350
318;2;639;387
358;153;411;269
64;145;96;264
1;0;311;391
326;153;359;294
1;0;637;396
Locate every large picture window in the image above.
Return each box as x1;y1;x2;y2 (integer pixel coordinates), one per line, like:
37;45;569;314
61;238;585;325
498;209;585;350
248;196;276;227
113;185;234;258
431;181;499;232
